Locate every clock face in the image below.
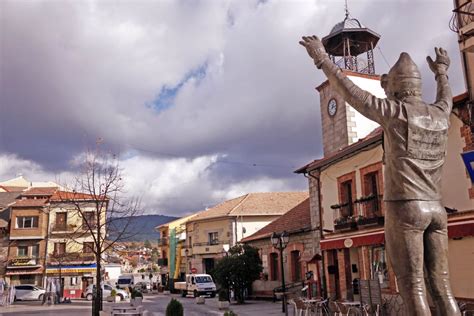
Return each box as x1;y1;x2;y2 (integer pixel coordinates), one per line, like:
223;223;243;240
328;98;337;116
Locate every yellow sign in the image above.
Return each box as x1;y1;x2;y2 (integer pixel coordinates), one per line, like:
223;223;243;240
10;258;37;266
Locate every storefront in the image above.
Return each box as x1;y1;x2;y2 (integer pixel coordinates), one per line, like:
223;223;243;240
321;229;396;300
45;264;96;299
6;257;44;287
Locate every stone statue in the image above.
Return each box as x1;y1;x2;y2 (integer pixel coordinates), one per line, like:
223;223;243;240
300;36;461;315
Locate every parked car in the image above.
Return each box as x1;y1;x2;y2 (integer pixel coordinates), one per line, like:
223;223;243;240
14;285;45;301
84;284;129;301
134;281;151;292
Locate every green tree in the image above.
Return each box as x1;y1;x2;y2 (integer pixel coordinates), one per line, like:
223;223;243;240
144;240;152;249
213;244;262;304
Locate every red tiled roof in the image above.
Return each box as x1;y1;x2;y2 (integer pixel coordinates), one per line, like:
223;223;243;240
0;186;27;192
295;127;383;173
50;190;100;201
22;187;58;196
241;198;311;242
188;192;309;222
12;199;48;207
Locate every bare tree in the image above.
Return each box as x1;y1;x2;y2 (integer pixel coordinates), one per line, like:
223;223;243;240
56;147;142;316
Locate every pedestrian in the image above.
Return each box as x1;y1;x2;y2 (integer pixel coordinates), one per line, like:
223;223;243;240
8;283;15;305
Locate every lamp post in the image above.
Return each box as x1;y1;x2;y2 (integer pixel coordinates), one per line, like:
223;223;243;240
271;231;289;315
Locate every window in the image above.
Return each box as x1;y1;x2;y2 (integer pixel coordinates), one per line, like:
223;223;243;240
370;246;389;289
291;250;302;282
55;212;67;229
31;244;39;258
363;172;381;216
270;253;279;281
54;242;66;255
16;216;39;229
340;180;354;217
208;232;218;245
82;212;96;229
71;277;78;286
17;245;28;257
83;242;94;253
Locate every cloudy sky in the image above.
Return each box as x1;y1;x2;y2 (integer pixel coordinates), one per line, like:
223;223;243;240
0;0;466;216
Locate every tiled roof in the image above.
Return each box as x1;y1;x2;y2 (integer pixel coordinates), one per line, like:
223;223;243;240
295;127;383;173
21;187;58;196
0;218;8;228
241;198;311;242
12;199;48;207
0;186;27;193
0;192;22;209
189;192;309;222
50;191;98;201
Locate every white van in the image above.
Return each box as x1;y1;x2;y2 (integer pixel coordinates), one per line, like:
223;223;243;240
116;275;134;289
174;274;217;298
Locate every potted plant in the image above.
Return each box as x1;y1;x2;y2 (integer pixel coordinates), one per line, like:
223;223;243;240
163;284;170;295
107;289;120;303
130;289;143;306
166;298;183;316
218;289;230;310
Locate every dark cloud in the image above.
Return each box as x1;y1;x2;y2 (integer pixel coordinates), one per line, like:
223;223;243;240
0;0;465;216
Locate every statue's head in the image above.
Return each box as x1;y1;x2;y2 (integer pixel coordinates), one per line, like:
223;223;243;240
381;52;422;101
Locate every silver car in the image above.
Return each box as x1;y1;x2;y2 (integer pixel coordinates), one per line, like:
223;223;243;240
84;284;129;301
14;284;46;301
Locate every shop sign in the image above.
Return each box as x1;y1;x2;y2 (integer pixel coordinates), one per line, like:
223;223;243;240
46;267;96;274
10;258;37;266
344;238;354;248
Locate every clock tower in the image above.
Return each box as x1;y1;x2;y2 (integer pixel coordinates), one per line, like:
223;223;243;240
317;9;385;156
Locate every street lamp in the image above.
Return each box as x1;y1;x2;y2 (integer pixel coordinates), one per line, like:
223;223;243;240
271;231;289;315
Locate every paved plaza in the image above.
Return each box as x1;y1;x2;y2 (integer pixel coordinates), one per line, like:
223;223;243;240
0;294;293;316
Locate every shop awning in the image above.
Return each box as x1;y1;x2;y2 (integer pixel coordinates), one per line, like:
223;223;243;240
46;264;97;274
321;219;474;250
300;252;322;262
448;220;474;239
321;230;384;250
6;267;43;275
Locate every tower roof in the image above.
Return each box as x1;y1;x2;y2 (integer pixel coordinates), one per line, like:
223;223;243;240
322;14;380;56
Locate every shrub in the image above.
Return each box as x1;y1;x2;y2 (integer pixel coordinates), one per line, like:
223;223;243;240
166;298;183;316
224;311;237;316
110;289;117;297
218;288;229;302
131;289;143;299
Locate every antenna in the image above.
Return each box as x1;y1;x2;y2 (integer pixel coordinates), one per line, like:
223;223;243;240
345;0;349;18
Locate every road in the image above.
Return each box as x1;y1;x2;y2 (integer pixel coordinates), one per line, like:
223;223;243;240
0;293;292;316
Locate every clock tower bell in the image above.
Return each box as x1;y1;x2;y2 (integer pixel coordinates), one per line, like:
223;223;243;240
317;8;385;156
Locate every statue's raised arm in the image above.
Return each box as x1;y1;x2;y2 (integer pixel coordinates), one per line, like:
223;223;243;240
299;36;398;127
427;47;453;112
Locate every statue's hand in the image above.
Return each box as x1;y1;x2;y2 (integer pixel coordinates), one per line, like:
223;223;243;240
299;36;328;69
426;47;450;76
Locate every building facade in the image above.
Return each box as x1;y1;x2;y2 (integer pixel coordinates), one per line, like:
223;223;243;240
5;188;55;286
242;199;323;298
45;191;100;299
185;192;308;276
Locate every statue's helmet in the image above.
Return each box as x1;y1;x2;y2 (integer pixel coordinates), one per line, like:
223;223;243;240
384;52;422;99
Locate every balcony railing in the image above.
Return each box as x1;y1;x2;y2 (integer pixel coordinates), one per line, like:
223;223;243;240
157;237;168;246
192;240;224;247
331;194;384;231
450;0;474;33
48;252;95;264
51;224;74;232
